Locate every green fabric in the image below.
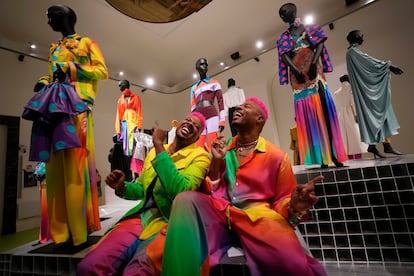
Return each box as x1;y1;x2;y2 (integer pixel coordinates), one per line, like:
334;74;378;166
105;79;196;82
120;143;210;225
346;45;400;144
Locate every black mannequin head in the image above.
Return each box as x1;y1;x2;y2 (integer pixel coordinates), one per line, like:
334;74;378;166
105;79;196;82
195;58;208;80
339;74;349;83
279;3;297;24
228;78;236;88
118;80;130;92
347;30;364;46
47;4;76;37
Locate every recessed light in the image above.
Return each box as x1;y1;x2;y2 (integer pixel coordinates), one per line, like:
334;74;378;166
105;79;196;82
28;42;36;49
256;41;263;49
146;77;154;86
304;15;314;25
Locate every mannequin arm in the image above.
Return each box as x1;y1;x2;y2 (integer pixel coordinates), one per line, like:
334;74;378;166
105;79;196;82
308;43;323;80
390;65;403;75
282;53;305;83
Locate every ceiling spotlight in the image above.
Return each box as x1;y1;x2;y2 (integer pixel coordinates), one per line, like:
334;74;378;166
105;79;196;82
256;41;263;49
118;71;124;76
27;42;36;49
193;73;198;79
304;15;314;25
220;62;225;67
146;77;154;86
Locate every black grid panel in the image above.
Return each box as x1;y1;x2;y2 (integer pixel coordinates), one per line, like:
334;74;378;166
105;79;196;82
296;162;414;264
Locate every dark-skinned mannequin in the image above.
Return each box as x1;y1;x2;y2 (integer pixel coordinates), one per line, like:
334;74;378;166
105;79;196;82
31;4;108;247
34;6;74;92
190;58;225;150
115;79;143;180
346;30;403;158
115;80;143;147
277;3;347;168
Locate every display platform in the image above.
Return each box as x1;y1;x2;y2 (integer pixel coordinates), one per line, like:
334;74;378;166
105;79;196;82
1;154;414;275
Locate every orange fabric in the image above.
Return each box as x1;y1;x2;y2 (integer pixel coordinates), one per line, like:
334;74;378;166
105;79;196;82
146;227;167;272
196;132;218;152
115;88;143;133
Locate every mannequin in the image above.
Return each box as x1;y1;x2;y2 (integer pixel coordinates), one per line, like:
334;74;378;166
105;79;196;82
32;4;108;247
223;78;246;137
190;58;225;150
346;30;403;158
116;80;143;142
116;80;143;145
277;3;346;167
333;74;367;159
115;79;143;177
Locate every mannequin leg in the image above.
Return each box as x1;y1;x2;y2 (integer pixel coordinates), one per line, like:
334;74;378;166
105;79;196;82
383;138;403;155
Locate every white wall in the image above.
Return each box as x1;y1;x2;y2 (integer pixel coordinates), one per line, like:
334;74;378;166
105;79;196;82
0;0;413;212
215;0;414;159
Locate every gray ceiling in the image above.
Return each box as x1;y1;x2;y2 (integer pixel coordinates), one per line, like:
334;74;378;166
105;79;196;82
0;0;375;93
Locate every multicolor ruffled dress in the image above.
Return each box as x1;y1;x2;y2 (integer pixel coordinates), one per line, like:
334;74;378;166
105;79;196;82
277;25;347;165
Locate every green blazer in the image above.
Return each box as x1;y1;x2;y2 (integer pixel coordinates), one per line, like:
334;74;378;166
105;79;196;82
120;143;210;223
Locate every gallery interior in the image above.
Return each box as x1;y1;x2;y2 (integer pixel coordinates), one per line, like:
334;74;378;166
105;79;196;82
0;0;413;275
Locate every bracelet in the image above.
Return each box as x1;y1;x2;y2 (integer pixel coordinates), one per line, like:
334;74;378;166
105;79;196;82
287;202;307;228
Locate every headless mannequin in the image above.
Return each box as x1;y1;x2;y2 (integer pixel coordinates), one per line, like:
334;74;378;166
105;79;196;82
226;78;237;137
223;78;245;137
334;74;367;159
278;3;344;167
346;30;403;157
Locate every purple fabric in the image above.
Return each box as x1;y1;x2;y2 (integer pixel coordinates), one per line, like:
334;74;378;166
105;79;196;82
77;215;143;275
22;82;89;162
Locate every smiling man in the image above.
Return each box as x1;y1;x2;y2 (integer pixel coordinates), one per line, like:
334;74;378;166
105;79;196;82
77;112;210;275
162;97;327;276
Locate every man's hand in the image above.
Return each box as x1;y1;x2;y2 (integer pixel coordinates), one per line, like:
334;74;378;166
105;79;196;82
290;175;323;213
105;169;125;190
211;135;227;160
152;127;167;147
